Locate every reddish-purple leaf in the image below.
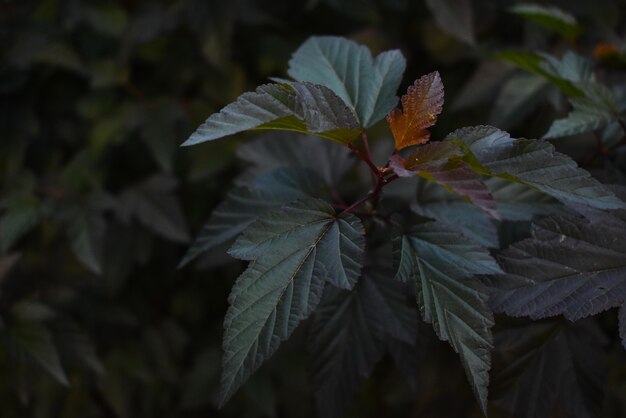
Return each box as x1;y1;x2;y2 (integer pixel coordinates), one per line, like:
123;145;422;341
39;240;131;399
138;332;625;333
390;142;499;219
386;72;444;150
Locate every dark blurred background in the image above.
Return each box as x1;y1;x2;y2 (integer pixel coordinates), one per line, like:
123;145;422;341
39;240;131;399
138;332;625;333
2;0;626;417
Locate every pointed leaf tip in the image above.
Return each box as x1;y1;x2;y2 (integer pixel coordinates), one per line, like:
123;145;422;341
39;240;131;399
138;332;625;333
387;71;444;150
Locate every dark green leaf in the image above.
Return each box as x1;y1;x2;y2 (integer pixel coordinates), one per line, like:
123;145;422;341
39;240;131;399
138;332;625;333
509;4;582;41
393;219;500;414
488;214;626;321
425;0;475;45
5;302;68;386
182;82;361;146
180;167;325;267
236;132;355;185
309;280;384;418
55;321;104;375
491;319;606;418
119;175;190;243
452;61;512;111
309;258;416;418
489;73;548;130
540;51;595;83
0;192;43;253
287;36;406;128
447;125;625;210
61;205;106;275
486;177;565;221
494;51;582;96
544;82;619;138
220;199;365;405
414;180;499;248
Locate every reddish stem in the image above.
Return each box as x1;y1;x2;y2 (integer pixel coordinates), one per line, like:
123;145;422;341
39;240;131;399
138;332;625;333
348;143;379;176
343;137;402;216
362;132;372;159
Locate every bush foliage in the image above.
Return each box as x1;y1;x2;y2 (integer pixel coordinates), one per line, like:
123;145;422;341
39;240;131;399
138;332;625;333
2;1;626;417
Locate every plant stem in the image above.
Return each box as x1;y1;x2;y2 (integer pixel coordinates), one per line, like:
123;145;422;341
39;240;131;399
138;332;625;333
362;132;372;159
349;143;379;176
344;137;401;215
342;192;374;213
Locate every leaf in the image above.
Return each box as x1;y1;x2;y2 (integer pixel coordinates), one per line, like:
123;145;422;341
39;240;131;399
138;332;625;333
487;214;626;321
540;51;595;83
287;36;406;128
509;3;582;41
61;204;106;275
452;61;513;111
0;253;21;284
446;125;626;210
309;257;417;418
387;72;444;150
486;177;565;221
180;167;325;267
119;175;190;243
491;318;607;418
414;180;499;248
182;82;361;147
0;192;43;253
488;72;548;130
543;82;619;138
393;219;501;414
494;51;582;96
5;302;68;386
219;199;365;405
55;321;104;375
309;280;384;418
425;0;475;45
390;142;498;218
236;132;355;186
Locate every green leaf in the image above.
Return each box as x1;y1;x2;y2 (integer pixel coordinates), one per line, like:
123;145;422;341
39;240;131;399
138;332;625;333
119;175;190;243
390;142;498;218
509;4;582;41
287;36;406;128
182;82;361;146
489;73;548;130
220;199;365;405
55;321;104;375
543;82;619;138
446;125;626;210
414;180;499;248
540;51;595;83
61;205;105;275
491;319;606;418
309;258;416;418
0;192;43;253
309;280;384;418
425;0;475;45
488;214;626;321
180;167;325;267
486;177;565;221
6;302;68;386
393;219;501;414
236;132;355;185
494;51;582;96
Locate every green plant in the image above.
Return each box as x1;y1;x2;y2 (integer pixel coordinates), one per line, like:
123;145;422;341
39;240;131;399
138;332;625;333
181;35;626;417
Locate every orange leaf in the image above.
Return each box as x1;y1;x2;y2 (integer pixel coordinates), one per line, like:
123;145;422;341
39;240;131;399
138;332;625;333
386;71;444;150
